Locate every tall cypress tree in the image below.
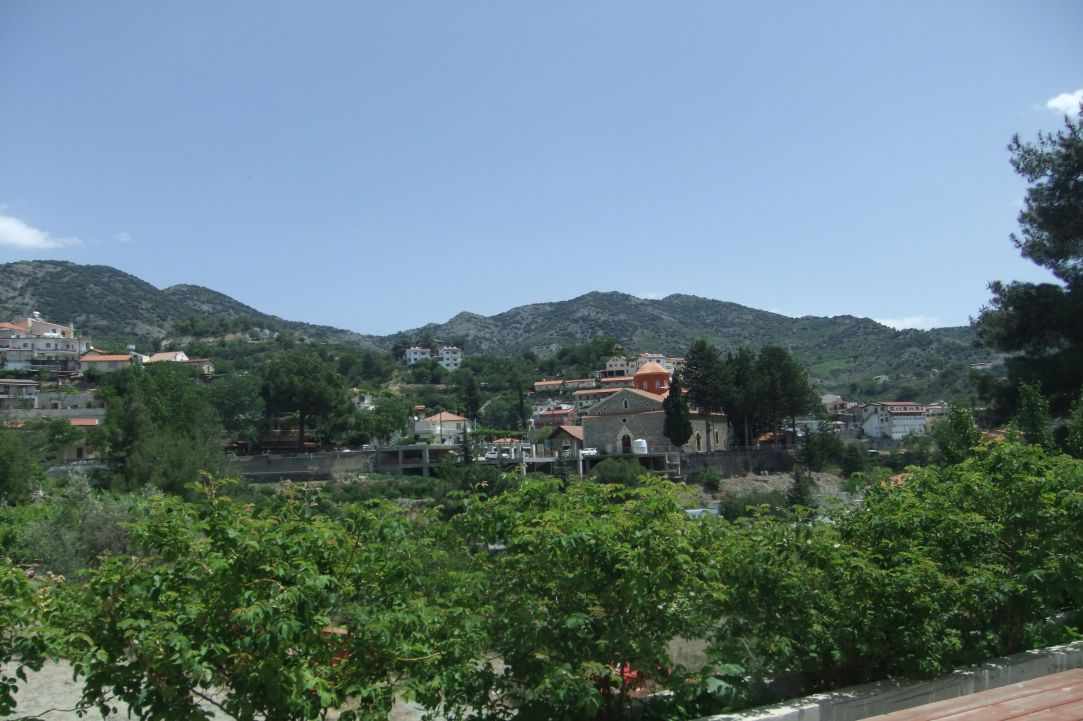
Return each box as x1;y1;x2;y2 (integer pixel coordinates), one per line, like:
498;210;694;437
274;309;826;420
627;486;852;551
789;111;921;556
663;372;693;449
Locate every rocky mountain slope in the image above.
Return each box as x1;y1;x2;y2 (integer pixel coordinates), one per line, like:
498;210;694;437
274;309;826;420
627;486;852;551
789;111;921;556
0;261;376;348
388;291;993;392
0;261;992;394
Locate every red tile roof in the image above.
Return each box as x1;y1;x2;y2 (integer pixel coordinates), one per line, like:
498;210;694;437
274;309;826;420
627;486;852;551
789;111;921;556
554;425;584;441
81;354;131;362
424;411;466;422
69;418;99;427
635;361;668;376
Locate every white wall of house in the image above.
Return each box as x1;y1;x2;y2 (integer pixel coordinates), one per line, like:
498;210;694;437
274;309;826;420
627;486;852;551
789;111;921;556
437;346;462;371
404;347;432;365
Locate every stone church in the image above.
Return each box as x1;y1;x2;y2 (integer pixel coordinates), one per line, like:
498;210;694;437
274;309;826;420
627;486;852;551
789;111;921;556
581;362;727;455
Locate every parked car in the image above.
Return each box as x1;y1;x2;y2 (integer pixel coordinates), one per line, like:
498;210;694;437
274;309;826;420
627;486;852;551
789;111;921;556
580;447;599;457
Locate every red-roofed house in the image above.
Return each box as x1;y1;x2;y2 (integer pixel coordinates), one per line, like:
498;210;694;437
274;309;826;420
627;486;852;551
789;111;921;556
547;425;584;457
80;351;140;374
415;411;472;444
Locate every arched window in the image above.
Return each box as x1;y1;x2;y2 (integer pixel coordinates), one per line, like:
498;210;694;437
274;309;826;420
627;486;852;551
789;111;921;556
623;399;628;409
621;435;632;454
695;433;702;452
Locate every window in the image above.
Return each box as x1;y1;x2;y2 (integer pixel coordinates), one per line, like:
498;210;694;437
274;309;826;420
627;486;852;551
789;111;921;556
622;399;628;409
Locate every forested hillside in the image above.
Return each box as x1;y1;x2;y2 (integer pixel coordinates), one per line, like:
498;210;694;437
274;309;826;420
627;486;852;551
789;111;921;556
0;261;994;399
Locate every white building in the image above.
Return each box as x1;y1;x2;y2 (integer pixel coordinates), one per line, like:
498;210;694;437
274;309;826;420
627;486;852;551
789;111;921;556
437;346;462;371
0;312;92;373
414;411;471;444
604;356;632;377
862;402;928;440
633;353;684;374
146;351;190;363
404;346;432;365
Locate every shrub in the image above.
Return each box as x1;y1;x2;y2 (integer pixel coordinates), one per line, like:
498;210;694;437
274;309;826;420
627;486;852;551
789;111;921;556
689;467;722;491
590;457;646;487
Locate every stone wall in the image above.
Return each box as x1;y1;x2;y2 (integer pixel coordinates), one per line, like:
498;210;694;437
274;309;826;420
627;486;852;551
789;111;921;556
684;449;793;478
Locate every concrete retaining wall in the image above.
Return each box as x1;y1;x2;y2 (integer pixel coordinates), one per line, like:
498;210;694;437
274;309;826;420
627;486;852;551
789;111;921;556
697;640;1083;721
685;449;793;479
227;451;373;481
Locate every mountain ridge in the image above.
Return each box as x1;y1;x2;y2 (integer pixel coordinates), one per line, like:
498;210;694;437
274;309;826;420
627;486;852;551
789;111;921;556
0;260;990;395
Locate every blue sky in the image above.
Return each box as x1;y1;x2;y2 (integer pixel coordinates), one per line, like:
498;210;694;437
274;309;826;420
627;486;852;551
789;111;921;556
1;2;1080;334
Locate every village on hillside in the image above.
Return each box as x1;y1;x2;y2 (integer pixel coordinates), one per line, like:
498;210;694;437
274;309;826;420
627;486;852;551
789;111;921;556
2;310;958;481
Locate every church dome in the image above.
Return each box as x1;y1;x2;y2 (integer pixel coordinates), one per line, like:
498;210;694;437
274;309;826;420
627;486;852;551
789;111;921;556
633;362;669;393
634;361;668;376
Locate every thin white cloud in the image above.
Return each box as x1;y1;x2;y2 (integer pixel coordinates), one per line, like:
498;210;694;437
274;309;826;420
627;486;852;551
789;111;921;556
114;231;134;244
1046;88;1083;115
640;291;665;300
874;315;943;331
0;213;81;250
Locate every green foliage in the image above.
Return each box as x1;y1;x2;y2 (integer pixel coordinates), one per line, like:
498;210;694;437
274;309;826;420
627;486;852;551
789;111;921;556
703;441;1083;694
786;466;817;508
931;405;982;465
58;483;482;721
0;429;43;504
536;335;619;379
449;478;713;721
21;417;84;467
685;342;818;449
1068;391;1083;459
976;107;1083;416
840;441;1083;661
9;476;140;579
209;372;265;441
838;444;867;478
479;392;523;429
688;466;721;492
0;558;55;716
590;457;645;487
462;371;481;420
1015;382;1055;449
799;425;845;472
262;348;349;449
352;395;411;445
2;442;1082;720
755;345;819;435
663;372;694;448
683;340;726;419
98;363;224;494
715;489;788;520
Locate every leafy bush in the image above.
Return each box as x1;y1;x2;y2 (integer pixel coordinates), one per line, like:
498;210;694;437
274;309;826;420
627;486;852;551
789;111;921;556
11;476;141;579
689;467;721;491
590;457;646;487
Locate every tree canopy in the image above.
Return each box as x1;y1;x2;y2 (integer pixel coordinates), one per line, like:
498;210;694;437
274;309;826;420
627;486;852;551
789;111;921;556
976;105;1083;415
261;349;349;450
